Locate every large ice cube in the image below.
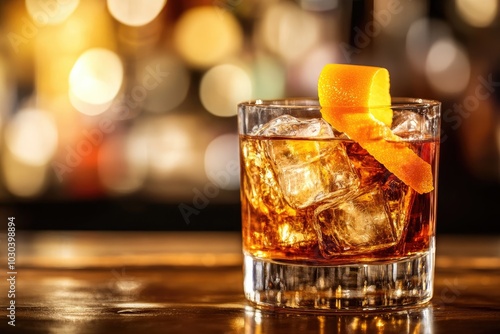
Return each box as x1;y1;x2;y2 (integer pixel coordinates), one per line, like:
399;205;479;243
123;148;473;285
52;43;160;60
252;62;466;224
392;111;425;139
240;138;286;212
254;114;335;138
258;115;359;209
240;136;318;251
313;185;399;257
382;174;414;238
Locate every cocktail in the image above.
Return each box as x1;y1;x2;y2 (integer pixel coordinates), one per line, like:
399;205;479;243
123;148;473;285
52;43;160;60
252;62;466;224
238;64;440;311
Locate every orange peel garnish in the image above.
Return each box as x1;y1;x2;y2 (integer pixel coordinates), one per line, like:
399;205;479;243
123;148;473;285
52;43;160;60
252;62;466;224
318;64;393;126
318;64;434;194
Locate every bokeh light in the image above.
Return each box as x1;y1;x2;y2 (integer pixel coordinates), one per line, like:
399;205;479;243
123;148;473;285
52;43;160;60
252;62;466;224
374;0;426;37
0;56;13;125
69;48;123;115
98;132;146;194
136;55;190;113
4;108;58;166
26;0;80;25
251;54;286;100
425;37;471;95
173;6;243;68
455;0;498;28
290;42;342;96
200;64;252;117
150;124;191;177
2;149;47;197
69;92;113;116
406;18;452;72
107;0;166;27
129;115;201;182
258;2;321;62
204;134;239;191
299;0;339;11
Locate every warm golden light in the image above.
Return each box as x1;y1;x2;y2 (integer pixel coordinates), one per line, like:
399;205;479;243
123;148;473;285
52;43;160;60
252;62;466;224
32;0;117;102
2;149;47;197
5;108;58;166
0;56;12;125
292;43;342;96
405;18;452;72
136;55;190;113
374;0;426;37
173;6;243;68
425;38;470;95
204;134;239;190
69;48;123;114
278;223;306;245
252;54;286;100
150;125;192;176
69;91;113;116
427;39;457;73
258;2;320;62
200;64;252;117
98;133;147;194
107;0;166;27
299;0;339;11
130;116;199;180
26;0;80;25
455;0;498;28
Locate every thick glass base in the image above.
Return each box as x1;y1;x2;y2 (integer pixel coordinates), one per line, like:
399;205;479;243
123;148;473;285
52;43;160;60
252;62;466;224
243;239;435;312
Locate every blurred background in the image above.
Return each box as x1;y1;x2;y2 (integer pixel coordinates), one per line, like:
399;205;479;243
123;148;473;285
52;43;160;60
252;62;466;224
0;0;498;234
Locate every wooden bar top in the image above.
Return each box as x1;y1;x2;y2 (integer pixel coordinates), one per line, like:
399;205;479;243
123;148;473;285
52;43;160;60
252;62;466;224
0;231;499;333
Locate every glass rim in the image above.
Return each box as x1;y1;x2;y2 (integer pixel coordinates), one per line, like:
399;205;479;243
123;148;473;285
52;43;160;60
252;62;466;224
238;97;441;109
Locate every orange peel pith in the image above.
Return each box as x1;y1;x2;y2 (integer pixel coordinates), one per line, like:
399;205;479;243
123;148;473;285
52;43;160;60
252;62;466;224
318;64;434;194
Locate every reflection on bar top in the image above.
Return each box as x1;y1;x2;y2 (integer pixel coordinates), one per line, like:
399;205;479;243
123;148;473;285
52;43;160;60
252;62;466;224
2;231;242;269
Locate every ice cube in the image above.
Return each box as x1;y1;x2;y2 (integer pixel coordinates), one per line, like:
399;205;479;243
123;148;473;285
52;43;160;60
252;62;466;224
258;115;359;209
313;185;400;257
392;111;425;139
255;114;335;138
240;138;287;212
382;174;414;239
240;137;318;251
